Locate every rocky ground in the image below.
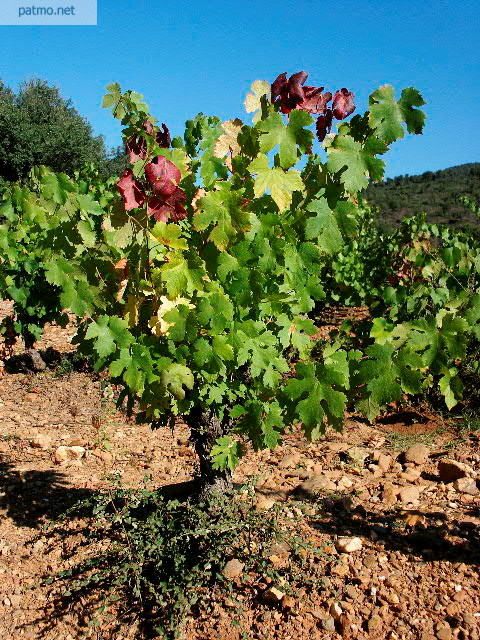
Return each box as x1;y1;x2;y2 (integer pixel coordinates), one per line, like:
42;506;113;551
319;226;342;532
0;301;479;640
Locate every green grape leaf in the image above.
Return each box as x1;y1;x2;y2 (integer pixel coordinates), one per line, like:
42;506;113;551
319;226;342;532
257;110;313;169
248;154;304;211
355;343;402;421
161;363;194;400
325;129;387;192
151;221;188;250
44;258;101;316
193;183;253;250
211;436;244;470
369;85;426;143
305;198;343;254
84;315;133;358
285;362;347;437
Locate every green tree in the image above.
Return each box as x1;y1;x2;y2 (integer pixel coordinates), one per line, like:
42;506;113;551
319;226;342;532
0;78;106;182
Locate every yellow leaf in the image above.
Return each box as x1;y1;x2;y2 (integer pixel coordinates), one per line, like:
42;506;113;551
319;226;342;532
213;119;243;164
244;80;271;123
148;296;195;337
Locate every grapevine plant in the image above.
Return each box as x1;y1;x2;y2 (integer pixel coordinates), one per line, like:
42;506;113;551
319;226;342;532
1;72;445;493
62;73;432;491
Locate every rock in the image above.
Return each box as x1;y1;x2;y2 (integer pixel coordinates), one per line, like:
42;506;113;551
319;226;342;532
377;453;393;472
330;601;343;620
321;617;336;632
398;486;421;504
336;536;363;553
438;459;474;483
404;443;429;465
222;558;245;579
295;474;336;498
368;614;382;633
436;623;451;640
25;349;47;371
381;483;398;505
463;613;476;627
281;594;295;610
345;585;361;600
255;495;276;511
278;453;302;469
263;586;285;604
346;447;370;467
91;448;113;463
337;476;354;490
30;433;52;450
400;467;422;482
453;477;478;495
53;445;86;464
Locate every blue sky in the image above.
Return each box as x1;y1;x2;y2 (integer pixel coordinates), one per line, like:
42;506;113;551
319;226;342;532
0;0;479;178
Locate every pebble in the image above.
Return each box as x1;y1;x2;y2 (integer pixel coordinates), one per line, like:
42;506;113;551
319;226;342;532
398;486;421;504
30;433;52;450
222;558;245;579
330;602;343;619
438;459;474;483
336;537;363;553
53;445;86;464
255;495;276;511
453;477;478;495
295;474;337;498
321;616;336;632
404;443;430;465
263;586;285;604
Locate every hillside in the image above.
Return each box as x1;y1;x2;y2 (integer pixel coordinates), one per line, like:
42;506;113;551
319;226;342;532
366;162;480;226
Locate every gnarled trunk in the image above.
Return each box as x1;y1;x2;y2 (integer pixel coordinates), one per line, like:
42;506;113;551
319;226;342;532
185;407;232;500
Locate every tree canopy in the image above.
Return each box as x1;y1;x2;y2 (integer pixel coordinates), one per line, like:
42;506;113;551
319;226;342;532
0;78;108;182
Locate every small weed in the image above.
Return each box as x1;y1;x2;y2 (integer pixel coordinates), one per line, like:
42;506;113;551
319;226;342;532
384;429;445;451
53;357;74;377
45;480;327;639
0;433;20;442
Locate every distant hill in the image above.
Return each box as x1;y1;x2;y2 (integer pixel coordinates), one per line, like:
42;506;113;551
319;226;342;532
365;163;480;227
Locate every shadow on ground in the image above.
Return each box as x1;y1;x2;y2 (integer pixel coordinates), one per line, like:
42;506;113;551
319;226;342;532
0;459;92;528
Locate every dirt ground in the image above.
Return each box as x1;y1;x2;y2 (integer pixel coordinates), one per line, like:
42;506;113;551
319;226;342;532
0;301;479;640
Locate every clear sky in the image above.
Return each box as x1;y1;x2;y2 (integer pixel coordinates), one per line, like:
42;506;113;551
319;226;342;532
0;0;478;178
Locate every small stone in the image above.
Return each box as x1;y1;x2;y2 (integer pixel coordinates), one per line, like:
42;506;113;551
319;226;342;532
436;624;451;640
295;474;336;498
381;483;398;505
377;453;393;472
346;447;370;466
463;613;476;627
25;349;47;371
438;459;474;483
330;602;343;620
281;594;295;610
336;536;362;553
30;433;52;450
9;594;20;607
222;558;245;579
345;585;360;600
404;443;429;465
337;476;354;490
453;477;478;495
398;486;421;504
53;445;86;464
401;467;422;482
263;586;285;604
321;616;336;632
255;495;276;511
91;448;113;463
278;453;302;469
368;614;382;633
